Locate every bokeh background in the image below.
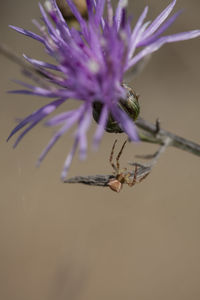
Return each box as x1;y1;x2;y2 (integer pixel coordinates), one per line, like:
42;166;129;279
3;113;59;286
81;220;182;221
1;1;200;299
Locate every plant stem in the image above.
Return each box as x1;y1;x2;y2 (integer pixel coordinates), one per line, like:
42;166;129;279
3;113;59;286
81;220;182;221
136;118;200;157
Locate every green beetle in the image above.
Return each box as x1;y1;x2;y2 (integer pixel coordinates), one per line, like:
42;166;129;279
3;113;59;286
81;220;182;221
92;84;140;133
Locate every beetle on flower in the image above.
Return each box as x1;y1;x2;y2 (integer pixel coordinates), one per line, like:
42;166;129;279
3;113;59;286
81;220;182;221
8;0;200;180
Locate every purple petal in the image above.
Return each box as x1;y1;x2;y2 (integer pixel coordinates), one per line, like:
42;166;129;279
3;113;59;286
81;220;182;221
92;105;108;149
37;110;82;164
50;0;71;37
9;80;75;98
138;10;182;47
142;0;177;39
9;25;44;43
46;109;81;126
131;6;149;37
23;54;60;70
86;0;94;19
13;118;43;148
111;106;139;142
127;29;200;69
76;107;92;160
9;89;57;97
159;30;200;42
61;137;79;180
11;79;39;90
7;98;65;142
7;118;32;142
106;0;113;25
94;0;106;25
78;135;87;160
115;0;128;29
66;0;88;38
39;3;57;37
128;6;149;59
61;106;92;179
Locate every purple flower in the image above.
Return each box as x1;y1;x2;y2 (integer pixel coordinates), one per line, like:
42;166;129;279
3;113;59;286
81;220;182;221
8;0;200;179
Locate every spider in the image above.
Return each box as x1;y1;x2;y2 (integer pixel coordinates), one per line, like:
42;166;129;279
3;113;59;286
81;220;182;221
108;139;150;193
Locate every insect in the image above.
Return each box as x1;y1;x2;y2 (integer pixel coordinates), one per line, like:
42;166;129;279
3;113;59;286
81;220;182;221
108;139;150;193
92;84;140;133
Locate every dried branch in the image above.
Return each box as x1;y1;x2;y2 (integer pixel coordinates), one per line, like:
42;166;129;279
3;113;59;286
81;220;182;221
0;43;30;69
136;118;200;157
65;139;171;188
64;166;152;187
130;137;172;168
0;44;52;88
65;174;112;186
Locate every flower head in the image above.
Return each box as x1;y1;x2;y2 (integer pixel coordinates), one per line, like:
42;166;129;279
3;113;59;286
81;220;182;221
8;0;200;179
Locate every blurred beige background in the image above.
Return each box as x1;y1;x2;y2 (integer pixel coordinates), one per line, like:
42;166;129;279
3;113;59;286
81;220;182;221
1;1;200;299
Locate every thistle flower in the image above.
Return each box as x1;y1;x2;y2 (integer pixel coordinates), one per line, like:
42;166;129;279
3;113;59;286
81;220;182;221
8;0;200;179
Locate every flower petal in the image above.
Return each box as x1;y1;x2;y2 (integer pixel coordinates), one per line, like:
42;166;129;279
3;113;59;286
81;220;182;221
76;106;92;160
138;10;182;47
61;138;79;180
23;54;60;70
9;25;44;43
142;0;177;39
66;0;88;38
92;105;109;149
37;109;83;164
127;30;200;70
7;98;65;143
111;106;139;142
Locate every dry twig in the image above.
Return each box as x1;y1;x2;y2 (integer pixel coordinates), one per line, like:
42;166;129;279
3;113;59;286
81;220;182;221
65;138;171;188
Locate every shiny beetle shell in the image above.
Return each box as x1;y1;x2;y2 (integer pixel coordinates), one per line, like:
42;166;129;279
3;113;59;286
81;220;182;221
92;84;140;133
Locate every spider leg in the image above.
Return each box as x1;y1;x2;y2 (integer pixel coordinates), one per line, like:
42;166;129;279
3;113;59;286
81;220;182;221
109;139;118;172
138;172;150;182
116;139;128;170
128;164;138;187
155;118;161;134
129;166;150;187
133;164;138;181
